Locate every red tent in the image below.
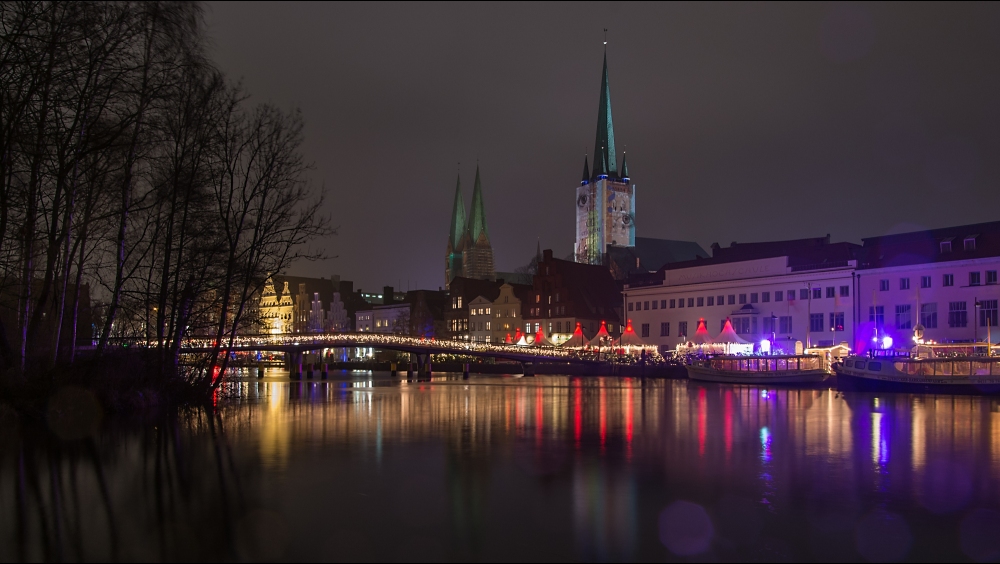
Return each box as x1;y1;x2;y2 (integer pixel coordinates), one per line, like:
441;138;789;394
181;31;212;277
620;320;648;348
560;322;588;348
533;327;554;347
691;318;714;345
586;320;614;348
504;333;513;344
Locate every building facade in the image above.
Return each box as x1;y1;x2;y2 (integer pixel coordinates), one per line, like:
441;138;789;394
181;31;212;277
468;296;494;343
575;49;635;266
445;166;495;284
855;222;1000;350
446;277;503;341
525;249;623;344
624;237;860;352
491;283;531;343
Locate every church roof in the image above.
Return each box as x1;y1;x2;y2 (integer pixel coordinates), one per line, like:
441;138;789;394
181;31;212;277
592;50;617;179
467;165;490;244
448;174;466;250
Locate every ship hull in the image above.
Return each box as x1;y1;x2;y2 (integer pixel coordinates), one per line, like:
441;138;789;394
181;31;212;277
835;367;1000;395
686;365;830;385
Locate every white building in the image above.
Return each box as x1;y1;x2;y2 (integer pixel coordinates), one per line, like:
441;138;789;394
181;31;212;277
624;237;859;353
855;223;1000;350
373;303;410;334
468;296;493;343
355;309;374;332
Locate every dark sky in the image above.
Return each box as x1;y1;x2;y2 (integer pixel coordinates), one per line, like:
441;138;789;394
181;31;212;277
204;2;1000;292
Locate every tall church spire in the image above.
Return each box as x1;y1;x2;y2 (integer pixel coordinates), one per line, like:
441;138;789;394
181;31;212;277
467;165;489;244
448;173;466;250
592;49;617;178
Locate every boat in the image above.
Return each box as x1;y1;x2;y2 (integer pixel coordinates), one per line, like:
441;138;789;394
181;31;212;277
686;354;831;384
835;348;1000;394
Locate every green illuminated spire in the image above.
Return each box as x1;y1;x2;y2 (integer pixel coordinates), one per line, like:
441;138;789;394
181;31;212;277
620;152;629;179
448;174;466;250
467;165;490;244
592;49;617;178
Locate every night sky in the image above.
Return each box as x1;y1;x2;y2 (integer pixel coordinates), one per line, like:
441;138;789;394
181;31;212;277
205;2;1000;292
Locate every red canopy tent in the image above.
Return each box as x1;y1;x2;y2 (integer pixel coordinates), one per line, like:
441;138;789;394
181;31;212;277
559;322;588;348
691;318;714;345
586;320;614;348
504;333;513;344
532;327;554;347
619;320;649;349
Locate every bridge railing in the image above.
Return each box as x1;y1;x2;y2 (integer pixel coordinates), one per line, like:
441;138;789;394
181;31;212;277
110;332;588;360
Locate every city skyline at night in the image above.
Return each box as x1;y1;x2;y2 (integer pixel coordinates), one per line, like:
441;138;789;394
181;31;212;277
206;2;1000;289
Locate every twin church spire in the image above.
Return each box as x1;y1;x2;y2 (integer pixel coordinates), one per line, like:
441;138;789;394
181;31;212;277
445;165;495;284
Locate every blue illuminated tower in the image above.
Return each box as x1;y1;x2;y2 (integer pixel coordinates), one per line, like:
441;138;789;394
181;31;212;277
574;48;636;265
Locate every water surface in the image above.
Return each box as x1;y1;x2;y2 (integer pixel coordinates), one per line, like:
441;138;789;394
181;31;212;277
3;372;1000;561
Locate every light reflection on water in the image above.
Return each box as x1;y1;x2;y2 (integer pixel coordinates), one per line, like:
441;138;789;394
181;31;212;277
4;373;1000;561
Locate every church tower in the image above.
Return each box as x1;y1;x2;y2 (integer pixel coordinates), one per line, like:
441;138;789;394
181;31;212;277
574;47;635;265
462;165;496;280
445;174;466;285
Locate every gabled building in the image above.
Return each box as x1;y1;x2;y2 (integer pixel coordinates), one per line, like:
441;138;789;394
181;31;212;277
446;277;504;341
526;249;623;344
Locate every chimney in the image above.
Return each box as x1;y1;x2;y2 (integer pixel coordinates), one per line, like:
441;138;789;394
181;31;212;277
383;286;394;305
543;249;553;261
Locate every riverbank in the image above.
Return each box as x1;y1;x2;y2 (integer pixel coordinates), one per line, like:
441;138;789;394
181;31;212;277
0;351;209;420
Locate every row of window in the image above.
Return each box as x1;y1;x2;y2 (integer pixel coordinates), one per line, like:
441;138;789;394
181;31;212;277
629;286;850;312
470;307;492;316
650;315;808;338
878;272;998;291
528;306;567;317
868;300;999;329
522;322;617;334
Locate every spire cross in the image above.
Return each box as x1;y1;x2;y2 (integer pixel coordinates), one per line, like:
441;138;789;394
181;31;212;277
603;28;608;46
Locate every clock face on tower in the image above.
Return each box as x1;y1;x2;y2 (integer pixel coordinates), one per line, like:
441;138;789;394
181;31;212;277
577;194;588;208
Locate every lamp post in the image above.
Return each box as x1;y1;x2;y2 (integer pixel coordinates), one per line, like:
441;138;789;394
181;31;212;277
975;298;981;354
771;313;777;353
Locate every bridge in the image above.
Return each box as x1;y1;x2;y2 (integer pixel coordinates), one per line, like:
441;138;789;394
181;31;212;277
164;332;606;379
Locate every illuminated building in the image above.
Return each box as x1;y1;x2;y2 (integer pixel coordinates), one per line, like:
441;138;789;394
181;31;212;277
446;277;503;341
490;283;532;344
624;236;859;351
855;221;1000;350
575;48;635;266
445;166;495;284
572;48;704;277
526;249;623;344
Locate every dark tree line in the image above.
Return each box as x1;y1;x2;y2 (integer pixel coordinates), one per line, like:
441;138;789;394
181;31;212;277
0;1;326;380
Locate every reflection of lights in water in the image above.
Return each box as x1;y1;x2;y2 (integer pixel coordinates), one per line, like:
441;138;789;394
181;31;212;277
760;427;771;462
872;412;889;467
911;399;925;469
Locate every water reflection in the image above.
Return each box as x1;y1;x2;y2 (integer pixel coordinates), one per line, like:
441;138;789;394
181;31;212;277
3;374;1000;561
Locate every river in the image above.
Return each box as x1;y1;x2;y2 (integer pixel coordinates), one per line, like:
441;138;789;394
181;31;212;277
2;372;1000;561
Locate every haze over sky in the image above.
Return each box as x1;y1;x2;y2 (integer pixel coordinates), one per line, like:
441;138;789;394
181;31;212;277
205;2;1000;291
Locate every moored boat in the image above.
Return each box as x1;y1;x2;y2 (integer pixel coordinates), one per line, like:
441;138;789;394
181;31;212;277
686;354;831;384
835;350;1000;394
